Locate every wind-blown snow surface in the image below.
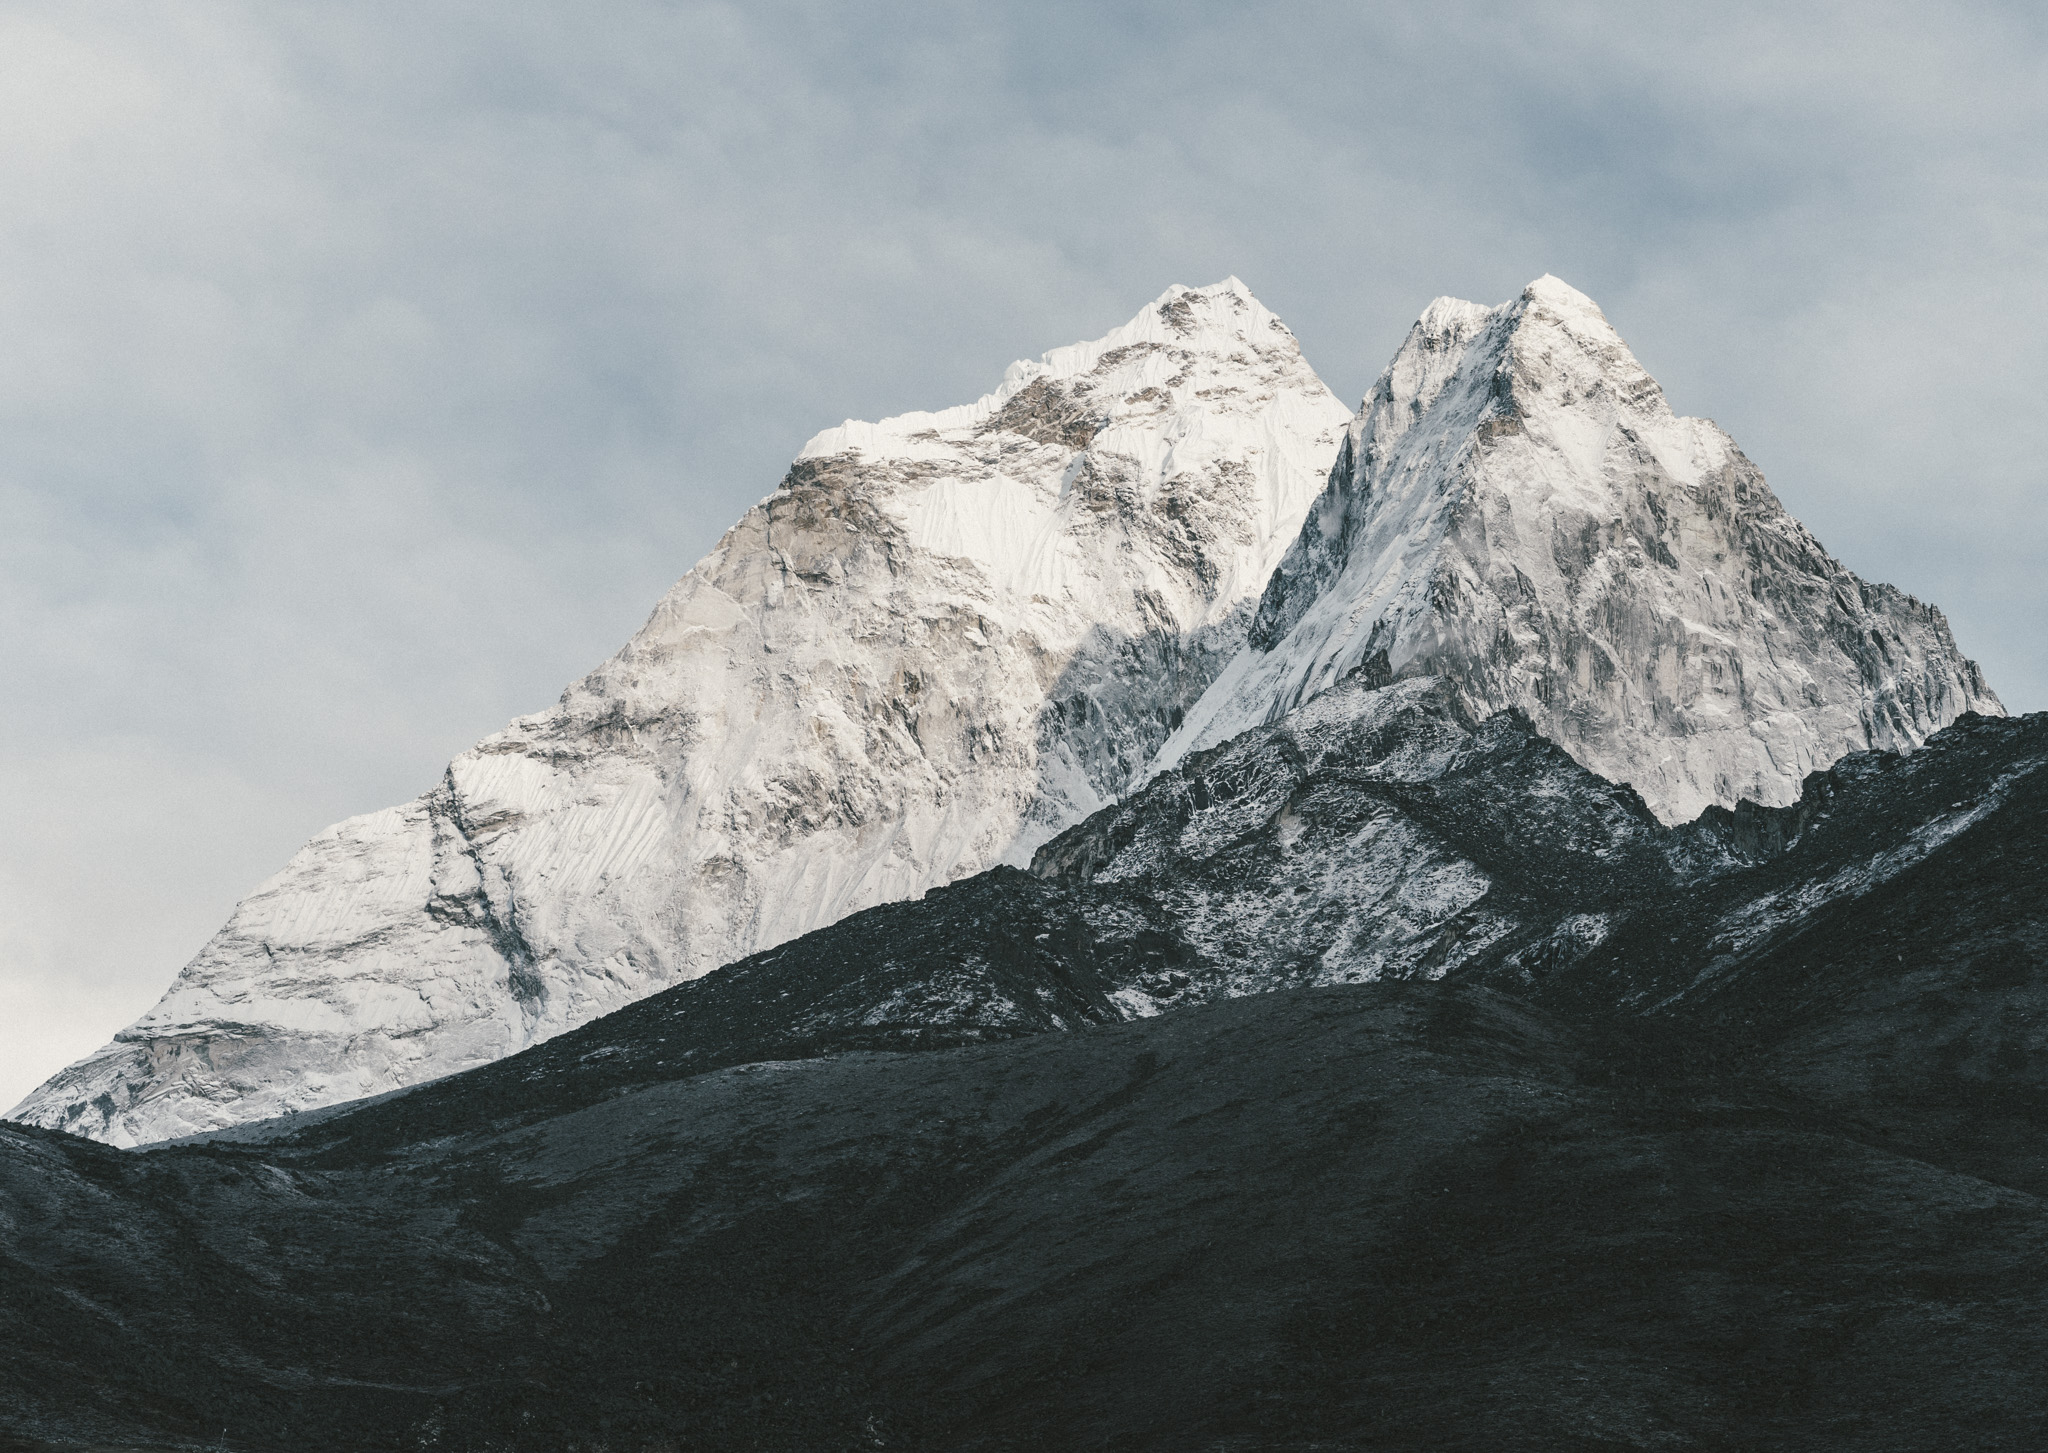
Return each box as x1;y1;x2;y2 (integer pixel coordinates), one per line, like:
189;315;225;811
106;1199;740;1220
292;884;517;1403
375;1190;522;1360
1156;276;2001;823
14;281;1348;1146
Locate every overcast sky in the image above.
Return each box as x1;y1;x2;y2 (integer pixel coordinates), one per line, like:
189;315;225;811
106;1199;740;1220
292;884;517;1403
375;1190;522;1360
3;1;2043;1111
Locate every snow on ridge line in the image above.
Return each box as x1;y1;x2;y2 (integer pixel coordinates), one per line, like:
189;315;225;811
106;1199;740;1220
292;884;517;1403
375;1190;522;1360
799;278;1280;463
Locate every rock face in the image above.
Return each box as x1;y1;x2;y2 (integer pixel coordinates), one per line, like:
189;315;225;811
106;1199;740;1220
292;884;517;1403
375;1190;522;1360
1158;276;2001;822
12;280;1349;1146
1029;674;1688;1007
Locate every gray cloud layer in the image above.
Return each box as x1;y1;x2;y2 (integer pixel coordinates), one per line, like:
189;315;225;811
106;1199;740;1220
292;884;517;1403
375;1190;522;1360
4;1;2043;1109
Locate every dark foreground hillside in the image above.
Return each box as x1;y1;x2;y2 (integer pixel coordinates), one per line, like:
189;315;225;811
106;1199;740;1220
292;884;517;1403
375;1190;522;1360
4;707;2047;1452
11;982;2048;1453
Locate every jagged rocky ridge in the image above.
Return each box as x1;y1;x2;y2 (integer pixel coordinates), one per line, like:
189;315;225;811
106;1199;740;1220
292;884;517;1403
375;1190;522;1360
11;280;1349;1146
10;274;1999;1148
5;700;2044;1451
1159;276;1999;823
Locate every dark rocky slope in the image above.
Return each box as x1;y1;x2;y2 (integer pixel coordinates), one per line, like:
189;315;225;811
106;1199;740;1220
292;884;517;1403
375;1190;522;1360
3;701;2046;1452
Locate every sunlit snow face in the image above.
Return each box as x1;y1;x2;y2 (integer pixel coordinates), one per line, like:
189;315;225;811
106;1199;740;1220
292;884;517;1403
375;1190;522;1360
1157;278;1998;827
6;281;1353;1147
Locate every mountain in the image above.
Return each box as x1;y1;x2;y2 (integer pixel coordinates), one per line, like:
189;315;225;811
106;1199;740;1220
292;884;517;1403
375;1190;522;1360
3;264;2030;1442
5;705;2043;1452
9;280;1350;1147
10;274;2000;1148
1158;276;2000;822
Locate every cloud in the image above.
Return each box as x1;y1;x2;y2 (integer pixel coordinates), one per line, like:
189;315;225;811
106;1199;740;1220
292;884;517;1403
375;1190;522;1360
3;0;2042;1109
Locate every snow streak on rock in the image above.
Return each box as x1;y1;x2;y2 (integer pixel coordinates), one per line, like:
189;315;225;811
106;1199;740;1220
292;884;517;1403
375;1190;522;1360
15;281;1349;1145
1156;276;2001;823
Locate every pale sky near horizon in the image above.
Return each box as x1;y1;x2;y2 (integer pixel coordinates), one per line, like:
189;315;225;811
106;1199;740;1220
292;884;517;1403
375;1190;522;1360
4;1;2045;1112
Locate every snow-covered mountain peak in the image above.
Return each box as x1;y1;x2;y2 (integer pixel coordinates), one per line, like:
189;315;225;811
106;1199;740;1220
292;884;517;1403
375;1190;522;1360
799;278;1305;467
728;279;1340;626
10;272;1999;1149
1158;276;2000;823
11;283;1347;1146
1519;270;1602;312
1509;273;1634;357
